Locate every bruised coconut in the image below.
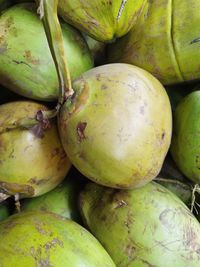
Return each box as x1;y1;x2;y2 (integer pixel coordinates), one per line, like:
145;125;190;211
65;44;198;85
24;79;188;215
37;1;172;188
58;63;172;189
58;0;147;42
80;181;200;267
0;3;93;101
0;211;116;266
0;101;71;199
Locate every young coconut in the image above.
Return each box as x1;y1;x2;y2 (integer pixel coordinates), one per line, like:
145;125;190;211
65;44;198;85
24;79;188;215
0;101;71;201
80;181;200;267
0;3;93;101
171;91;200;184
21;168;85;223
0;211;116;266
37;0;172;189
107;0;200;85
58;0;148;42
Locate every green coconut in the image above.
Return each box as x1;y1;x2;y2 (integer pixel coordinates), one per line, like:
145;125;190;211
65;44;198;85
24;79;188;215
0;101;71;199
21;169;84;223
171;90;200;184
0;202;9;221
0;211;116;266
0;3;93;101
107;0;200;85
58;0;147;42
58;63;172;189
80;181;200;267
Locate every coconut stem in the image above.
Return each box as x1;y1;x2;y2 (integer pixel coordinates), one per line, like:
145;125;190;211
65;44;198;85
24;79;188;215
37;0;74;119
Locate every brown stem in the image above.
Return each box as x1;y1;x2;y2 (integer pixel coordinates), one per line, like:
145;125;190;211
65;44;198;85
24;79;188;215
37;0;74;118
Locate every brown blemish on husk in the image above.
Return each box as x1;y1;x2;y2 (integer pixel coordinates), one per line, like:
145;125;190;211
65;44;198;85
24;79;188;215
24;50;40;65
44;238;64;250
0;181;34;196
77;122;87;142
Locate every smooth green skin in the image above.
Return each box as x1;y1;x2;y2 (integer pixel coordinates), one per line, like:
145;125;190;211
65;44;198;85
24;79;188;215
80;181;200;267
108;0;200;85
0;203;9;221
0;101;71;197
58;0;147;42
0;3;93;101
171;91;200;184
21;173;82;223
58;63;172;189
0;211;116;267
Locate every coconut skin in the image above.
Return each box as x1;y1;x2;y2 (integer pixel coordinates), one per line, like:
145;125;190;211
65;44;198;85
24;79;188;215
58;63;172;189
0;211;116;266
21;171;83;223
80;181;200;267
0;3;93;101
107;0;200;85
0;101;71;198
58;0;147;42
171;91;200;184
0;203;9;221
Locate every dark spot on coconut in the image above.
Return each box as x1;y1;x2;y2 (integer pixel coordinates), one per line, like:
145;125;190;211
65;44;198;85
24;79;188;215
77;122;87;142
196;155;200;164
96;73;101;81
12;60;31;68
101;84;108;90
100;214;107;221
29;177;49;186
30;124;45;138
161;131;165;140
51;148;60;158
44;238;64;251
190;37;200;44
35;222;51;236
125;244;136;260
140;259;157;267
